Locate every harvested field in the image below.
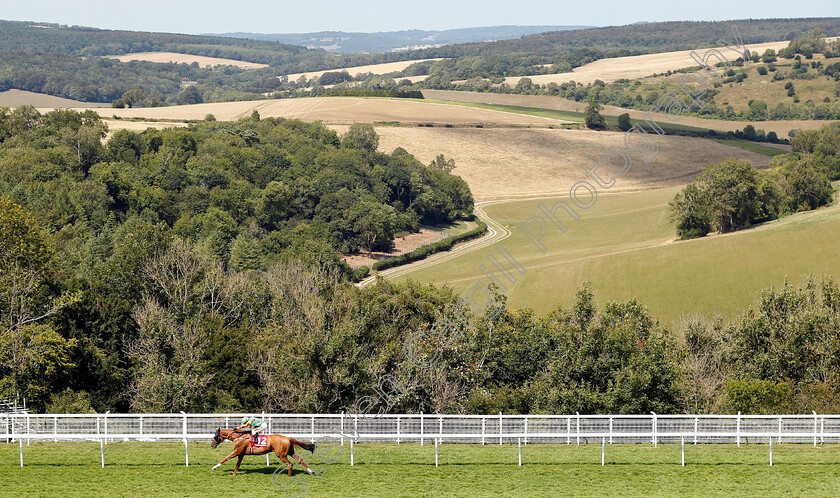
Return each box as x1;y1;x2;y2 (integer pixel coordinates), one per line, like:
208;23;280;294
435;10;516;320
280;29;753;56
283;59;443;81
502;41;794;86
102;119;189;133
423;90;839;138
0;89;108;108
69;97;565;126
330;125;774;201
107;52;268;69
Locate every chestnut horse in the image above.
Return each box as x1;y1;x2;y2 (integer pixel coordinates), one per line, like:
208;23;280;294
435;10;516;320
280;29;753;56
211;428;316;476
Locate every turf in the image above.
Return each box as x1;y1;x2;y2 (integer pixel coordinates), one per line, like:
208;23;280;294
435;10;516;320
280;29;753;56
2;441;839;497
397;185;840;325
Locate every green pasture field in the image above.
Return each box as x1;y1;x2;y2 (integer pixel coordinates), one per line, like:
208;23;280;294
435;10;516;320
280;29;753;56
2;441;839;497
397;185;840;325
710;139;787;156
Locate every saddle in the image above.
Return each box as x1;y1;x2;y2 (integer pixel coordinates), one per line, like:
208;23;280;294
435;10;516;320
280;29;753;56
251;434;269;448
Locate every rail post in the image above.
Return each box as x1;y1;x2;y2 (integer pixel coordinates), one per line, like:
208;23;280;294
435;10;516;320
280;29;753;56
694;417;698;445
420;411;424;446
481;416;485;445
820;417;824;445
609;417;613;444
601;437;605;466
350;439;354;466
341;411;345;447
778;417;782;444
681;437;685;467
524;417;528;446
518;437;522;466
769;437;773;466
435;437;438;467
397;417;401;445
499;412;503;446
264;411;270;466
813;411;818;447
310;415;315;444
53;416;58;443
19;437;23;467
651;412;657;447
567;417;571;445
26;414;30;446
181;411;189;467
737;412;741;447
104;411;110;445
439;417;443;447
97;416;104;468
576;412;580;446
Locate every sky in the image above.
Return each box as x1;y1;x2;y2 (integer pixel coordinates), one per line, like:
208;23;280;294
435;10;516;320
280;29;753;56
1;0;839;34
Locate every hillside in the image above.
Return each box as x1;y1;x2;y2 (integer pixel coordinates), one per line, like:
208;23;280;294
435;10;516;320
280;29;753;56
397;185;840;323
210;25;593;53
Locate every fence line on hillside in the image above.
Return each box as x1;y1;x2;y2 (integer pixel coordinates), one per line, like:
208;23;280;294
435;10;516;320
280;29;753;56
5;412;839;468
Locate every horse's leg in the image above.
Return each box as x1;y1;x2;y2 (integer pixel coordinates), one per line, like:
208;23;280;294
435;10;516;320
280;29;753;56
212;449;240;470
293;454;315;475
231;454;244;477
279;455;293;477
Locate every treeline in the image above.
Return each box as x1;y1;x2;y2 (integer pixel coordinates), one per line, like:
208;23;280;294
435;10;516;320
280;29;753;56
0;20;416;72
670;124;839;238
323;88;423;99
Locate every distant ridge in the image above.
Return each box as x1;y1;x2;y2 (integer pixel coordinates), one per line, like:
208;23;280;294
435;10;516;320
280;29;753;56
204;25;595;53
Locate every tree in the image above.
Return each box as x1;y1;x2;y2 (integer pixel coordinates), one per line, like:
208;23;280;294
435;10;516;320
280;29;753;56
0;198;78;407
584;98;605;130
119;89;147;108
617;112;632;131
700;159;761;232
177;85;203;105
429;154;456;173
341;123;379;152
348;201;397;255
669;183;714;239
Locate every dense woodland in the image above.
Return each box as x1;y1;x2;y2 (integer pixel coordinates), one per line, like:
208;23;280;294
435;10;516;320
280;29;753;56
670;123;839;238
0;109;839;415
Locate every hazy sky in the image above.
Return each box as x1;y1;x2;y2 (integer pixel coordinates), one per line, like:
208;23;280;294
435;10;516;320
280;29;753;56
2;0;839;34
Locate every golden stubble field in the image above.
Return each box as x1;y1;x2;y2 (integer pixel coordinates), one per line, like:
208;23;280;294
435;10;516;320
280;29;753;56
283;59;443;81
501;41;797;86
63;97;564;127
107;52;269;69
331;125;773;201
0;89;109;108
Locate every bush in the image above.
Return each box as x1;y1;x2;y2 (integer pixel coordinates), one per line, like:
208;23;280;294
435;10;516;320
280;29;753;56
617;113;632;131
724;379;795;414
373;219;487;271
757;66;768;75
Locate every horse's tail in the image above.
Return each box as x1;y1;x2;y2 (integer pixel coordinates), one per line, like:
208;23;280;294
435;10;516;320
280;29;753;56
289;438;316;453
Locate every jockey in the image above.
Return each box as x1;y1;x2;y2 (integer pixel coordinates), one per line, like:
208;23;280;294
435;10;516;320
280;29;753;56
237;415;267;445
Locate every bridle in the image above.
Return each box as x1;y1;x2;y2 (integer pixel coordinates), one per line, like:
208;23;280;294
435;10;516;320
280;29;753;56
210;427;250;448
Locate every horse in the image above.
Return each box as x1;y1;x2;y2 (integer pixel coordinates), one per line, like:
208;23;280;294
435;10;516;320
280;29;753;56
210;427;317;477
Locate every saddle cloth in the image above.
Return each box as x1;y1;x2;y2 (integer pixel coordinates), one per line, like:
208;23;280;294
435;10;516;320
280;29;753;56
251;434;269;447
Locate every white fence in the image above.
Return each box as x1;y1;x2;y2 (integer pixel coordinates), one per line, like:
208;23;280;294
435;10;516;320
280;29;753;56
5;412;840;468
